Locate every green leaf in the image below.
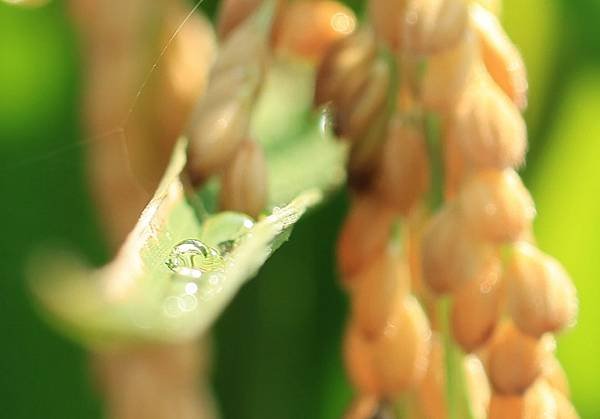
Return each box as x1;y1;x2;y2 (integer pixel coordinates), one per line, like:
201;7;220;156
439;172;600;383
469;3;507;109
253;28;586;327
28;54;346;349
528;69;600;417
440;298;476;419
502;0;560;132
29;0;348;348
30;141;322;347
253;57;347;206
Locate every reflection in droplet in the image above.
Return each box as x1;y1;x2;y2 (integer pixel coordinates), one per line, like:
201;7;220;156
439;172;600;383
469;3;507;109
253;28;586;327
318;106;335;137
165;239;223;279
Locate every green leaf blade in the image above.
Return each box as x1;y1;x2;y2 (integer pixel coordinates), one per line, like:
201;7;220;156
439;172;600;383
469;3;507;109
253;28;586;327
30;140;321;348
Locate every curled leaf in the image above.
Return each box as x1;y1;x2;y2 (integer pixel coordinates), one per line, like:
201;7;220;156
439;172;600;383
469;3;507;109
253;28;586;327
30;141;321;347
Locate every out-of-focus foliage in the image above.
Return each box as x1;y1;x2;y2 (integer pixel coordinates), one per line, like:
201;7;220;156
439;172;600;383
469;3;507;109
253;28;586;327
502;0;560;134
253;58;346;205
1;0;600;418
0;1;76;139
529;70;600;417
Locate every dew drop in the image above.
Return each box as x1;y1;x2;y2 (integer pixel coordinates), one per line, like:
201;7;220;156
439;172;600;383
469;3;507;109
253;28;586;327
165;239;223;279
217;239;236;255
318;106;335;136
199;213;255;254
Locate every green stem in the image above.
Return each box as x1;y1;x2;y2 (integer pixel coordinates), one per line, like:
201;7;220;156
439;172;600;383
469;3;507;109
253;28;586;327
394;395;409;418
424;112;444;212
440;298;476;419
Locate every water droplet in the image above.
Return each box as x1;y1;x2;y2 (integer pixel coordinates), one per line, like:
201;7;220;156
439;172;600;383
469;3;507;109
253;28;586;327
199;213;255;253
217;239;236;254
165;239;223;279
268;204;300;228
318;106;335;136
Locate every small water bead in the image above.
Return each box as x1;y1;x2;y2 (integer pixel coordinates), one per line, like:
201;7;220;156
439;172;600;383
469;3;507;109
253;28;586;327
199;212;255;253
162;215;258;317
165;239;223;279
217;239;236;254
268;205;301;228
318;106;335;137
213;221;254;256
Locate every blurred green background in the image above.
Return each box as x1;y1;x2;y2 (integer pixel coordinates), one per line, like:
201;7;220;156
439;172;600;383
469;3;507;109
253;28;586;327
1;0;599;417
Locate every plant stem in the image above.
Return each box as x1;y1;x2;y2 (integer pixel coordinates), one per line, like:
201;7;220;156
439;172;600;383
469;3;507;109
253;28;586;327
71;2;218;417
93;341;217;419
440;298;476;419
424;112;443;212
